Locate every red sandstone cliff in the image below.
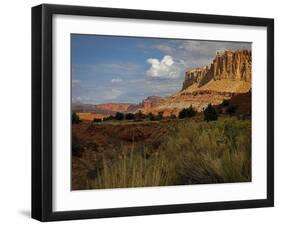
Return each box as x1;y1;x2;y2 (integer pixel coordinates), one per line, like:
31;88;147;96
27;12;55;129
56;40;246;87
150;49;252;113
182;49;252;90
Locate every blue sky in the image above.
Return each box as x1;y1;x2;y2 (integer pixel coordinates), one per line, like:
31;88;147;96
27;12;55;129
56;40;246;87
72;34;251;104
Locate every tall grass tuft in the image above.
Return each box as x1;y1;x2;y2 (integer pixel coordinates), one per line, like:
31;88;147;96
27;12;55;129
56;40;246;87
88;149;175;189
164;118;251;184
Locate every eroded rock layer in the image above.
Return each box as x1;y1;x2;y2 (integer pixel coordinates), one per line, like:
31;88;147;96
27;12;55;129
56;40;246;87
182;49;252;90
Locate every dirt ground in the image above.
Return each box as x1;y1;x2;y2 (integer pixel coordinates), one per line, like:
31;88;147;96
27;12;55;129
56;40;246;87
72;120;168;189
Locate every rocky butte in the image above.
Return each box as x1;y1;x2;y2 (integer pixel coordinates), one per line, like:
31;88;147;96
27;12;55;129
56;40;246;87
182;49;252;90
151;49;252;114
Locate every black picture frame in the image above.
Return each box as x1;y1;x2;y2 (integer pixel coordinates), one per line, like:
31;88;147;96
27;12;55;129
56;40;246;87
32;4;274;222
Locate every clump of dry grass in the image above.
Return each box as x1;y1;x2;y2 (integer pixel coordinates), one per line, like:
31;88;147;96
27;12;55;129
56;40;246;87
88;149;175;189
163;118;251;184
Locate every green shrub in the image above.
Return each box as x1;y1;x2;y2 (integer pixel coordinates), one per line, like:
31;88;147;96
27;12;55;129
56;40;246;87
125;113;135;120
72;112;81;124
72;135;82;157
103;115;114;121
92;118;102;123
222;99;230;106
147;112;156;121
178;109;186;119
204;104;218;121
156;111;164;120
115;112;124;120
226;105;238;116
179;105;197;119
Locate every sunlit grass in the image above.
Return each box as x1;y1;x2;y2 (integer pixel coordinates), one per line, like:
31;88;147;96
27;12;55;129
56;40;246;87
84;117;251;189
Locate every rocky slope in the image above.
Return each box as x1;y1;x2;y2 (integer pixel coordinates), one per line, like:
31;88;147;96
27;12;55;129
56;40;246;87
135;96;165;113
73;96;165;120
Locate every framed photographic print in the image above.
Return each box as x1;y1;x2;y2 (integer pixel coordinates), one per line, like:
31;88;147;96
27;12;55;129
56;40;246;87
32;4;274;221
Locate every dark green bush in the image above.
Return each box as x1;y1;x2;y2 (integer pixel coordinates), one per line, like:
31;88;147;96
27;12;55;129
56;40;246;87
156;112;164;120
93;118;102;123
125;113;135;120
72;112;81;124
115;112;124;120
179;105;197;119
204;104;218;121
226;105;238;116
147;112;156;121
72;135;82;157
222;99;230;106
103;115;114;121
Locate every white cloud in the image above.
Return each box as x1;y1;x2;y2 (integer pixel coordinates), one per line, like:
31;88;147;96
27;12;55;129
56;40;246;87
111;78;122;83
146;55;184;79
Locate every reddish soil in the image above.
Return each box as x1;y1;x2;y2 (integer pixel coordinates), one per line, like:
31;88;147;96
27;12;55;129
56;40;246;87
72;121;168;189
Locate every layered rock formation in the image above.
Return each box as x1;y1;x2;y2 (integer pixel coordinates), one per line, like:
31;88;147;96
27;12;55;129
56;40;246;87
137;96;165;113
73;96;165;119
151;49;252;113
182;49;252;90
92;96;165;114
